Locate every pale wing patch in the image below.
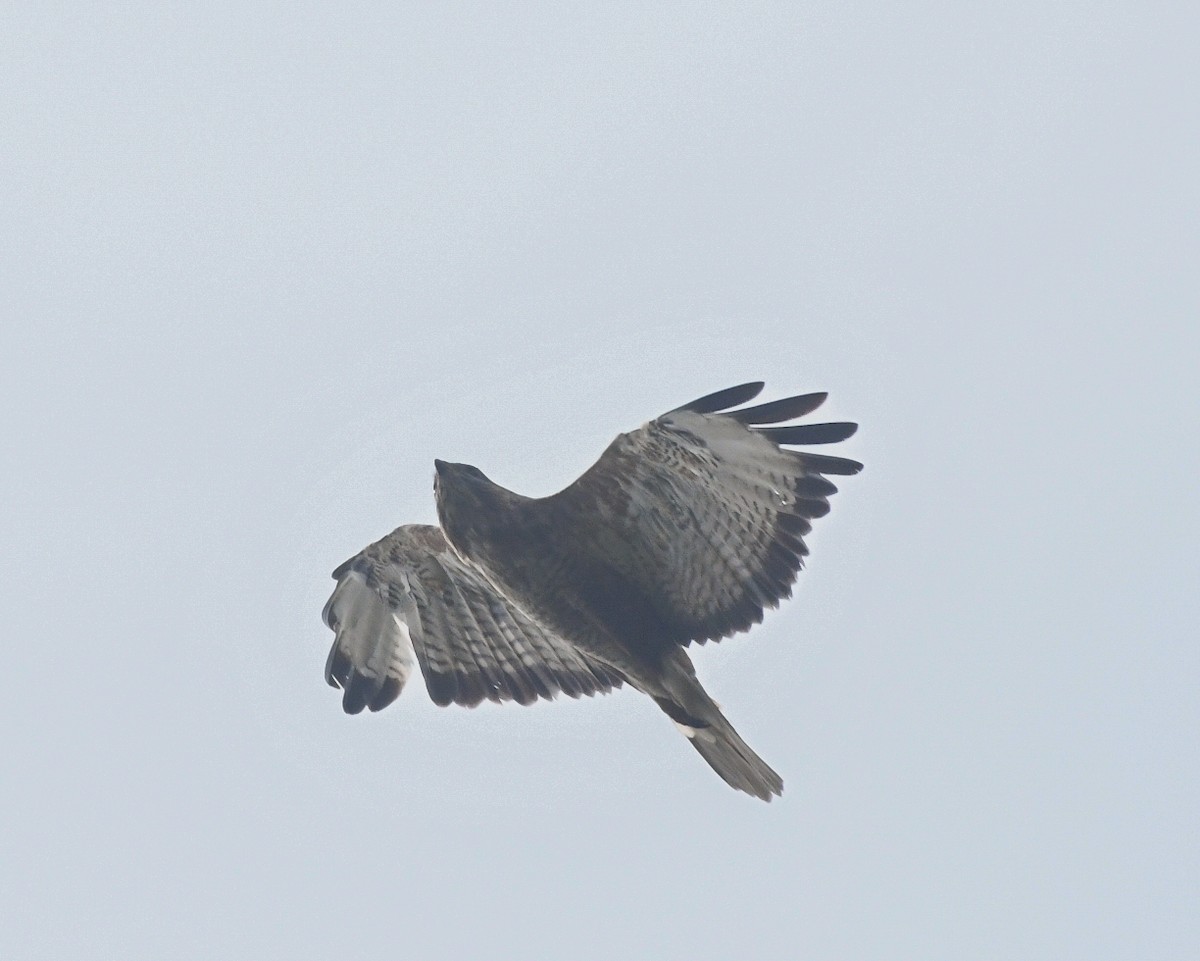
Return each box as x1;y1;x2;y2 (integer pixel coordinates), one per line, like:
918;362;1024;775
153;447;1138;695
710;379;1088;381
322;569;417;713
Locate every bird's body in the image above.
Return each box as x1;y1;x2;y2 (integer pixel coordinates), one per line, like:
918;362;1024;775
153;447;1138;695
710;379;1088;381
437;463;676;687
323;382;861;800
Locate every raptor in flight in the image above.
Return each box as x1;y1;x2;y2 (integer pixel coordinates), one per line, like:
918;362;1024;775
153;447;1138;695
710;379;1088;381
322;382;861;800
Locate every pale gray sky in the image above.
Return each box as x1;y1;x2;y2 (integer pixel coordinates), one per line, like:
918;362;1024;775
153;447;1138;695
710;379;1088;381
3;3;1197;959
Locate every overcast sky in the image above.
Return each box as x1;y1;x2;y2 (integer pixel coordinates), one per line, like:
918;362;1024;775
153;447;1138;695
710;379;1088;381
3;3;1197;959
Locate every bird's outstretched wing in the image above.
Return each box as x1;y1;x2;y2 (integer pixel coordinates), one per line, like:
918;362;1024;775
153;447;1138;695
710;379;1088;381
548;382;861;646
322;524;622;713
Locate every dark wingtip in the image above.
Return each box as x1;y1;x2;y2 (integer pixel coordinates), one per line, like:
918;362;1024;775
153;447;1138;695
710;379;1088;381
670;382;766;415
368;677;402;712
795;475;839;497
452;670;487;708
325;646;351;688
425;671;457;707
728;392;829;424
341;681;370;715
796;452;864;475
760;422;858;445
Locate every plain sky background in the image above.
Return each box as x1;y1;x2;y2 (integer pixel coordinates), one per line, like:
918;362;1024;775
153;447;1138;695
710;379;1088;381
3;2;1197;959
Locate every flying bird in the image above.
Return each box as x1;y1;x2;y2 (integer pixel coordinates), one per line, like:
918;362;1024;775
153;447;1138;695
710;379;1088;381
322;382;861;800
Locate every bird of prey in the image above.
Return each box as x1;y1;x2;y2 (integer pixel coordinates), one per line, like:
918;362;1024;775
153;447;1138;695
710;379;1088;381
322;382;861;801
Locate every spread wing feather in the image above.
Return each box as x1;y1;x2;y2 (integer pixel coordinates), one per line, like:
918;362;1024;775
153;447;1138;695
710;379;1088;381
550;386;861;646
727;391;828;424
669;381;765;414
322;524;622;712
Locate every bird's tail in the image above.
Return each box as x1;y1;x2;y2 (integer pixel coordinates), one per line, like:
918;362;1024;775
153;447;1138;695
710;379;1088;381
654;650;783;802
677;711;783;801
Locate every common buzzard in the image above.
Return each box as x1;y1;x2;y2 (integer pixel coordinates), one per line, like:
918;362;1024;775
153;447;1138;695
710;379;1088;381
322;382;861;800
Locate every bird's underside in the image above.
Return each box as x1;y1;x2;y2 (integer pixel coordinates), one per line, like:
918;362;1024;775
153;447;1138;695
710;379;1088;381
322;381;861;801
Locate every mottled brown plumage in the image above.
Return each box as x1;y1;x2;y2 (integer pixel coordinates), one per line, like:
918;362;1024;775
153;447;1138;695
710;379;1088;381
323;382;861;800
